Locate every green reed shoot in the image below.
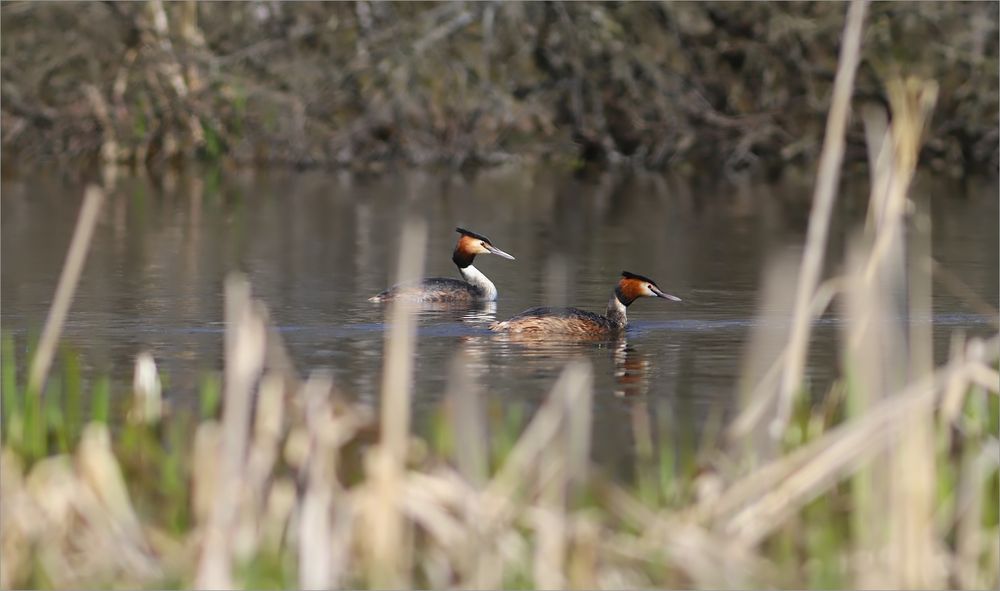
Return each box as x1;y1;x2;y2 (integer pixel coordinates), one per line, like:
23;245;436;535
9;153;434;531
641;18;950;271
2;334;18;439
62;345;83;446
160;415;195;534
489;399;526;472
90;375;111;424
199;371;222;419
45;376;69;454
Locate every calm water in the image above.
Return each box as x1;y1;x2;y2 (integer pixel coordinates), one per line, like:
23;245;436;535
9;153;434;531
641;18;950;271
2;167;997;469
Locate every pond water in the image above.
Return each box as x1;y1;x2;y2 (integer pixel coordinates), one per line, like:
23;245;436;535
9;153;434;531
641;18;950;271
2;167;997;472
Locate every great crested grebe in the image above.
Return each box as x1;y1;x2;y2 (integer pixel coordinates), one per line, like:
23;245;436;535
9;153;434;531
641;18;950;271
369;227;515;303
490;271;680;336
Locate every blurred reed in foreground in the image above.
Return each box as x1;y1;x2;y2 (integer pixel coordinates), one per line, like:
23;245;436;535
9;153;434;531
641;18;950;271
2;4;999;590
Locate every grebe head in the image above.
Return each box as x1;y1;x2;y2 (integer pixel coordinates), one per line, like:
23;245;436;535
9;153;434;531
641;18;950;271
453;227;515;268
617;271;682;305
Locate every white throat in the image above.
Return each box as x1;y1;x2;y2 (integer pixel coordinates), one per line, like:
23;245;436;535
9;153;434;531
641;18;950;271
459;264;497;301
605;294;628;328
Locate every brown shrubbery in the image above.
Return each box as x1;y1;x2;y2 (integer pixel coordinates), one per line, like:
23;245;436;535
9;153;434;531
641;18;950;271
1;1;997;175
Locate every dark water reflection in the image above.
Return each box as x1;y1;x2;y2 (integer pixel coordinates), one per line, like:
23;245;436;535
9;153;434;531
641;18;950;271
2;167;997;471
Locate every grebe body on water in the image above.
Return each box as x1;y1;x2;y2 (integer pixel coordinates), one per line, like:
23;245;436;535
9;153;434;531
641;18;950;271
370;228;515;304
490;271;680;336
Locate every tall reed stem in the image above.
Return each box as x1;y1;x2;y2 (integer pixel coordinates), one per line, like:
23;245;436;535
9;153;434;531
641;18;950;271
27;186;105;396
776;0;868;437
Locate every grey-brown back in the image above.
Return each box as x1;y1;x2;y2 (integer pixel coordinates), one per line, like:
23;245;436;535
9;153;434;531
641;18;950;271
489;306;618;335
369;278;483;303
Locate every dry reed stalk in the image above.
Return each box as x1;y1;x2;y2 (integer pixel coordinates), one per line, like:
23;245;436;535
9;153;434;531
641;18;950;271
485;361;593;515
195;275;267;589
940;332;971;429
191;421;222;526
862;102;890;202
0;450;29;588
245;373;285;507
379;219;427;461
729;275;845;443
294;374;369;587
260;477;296;556
298;372;337;590
364;447;414;588
399;471;469;545
953;389;991;590
26;185;105;396
863;102;893;232
513;362;591;588
864;77;940;589
421;361;591;588
0;427;161;588
599;482;769;587
888;231;941;578
777;0;868;438
648;519;768;589
75;424;161;582
967;362;1000;391
566;514;600;589
842;239;892;587
446;352;487;487
862;78;939;284
76;425;144;548
22;457;79;584
534;434;570;590
450;478;505;587
705;335;998;549
399;470;496;586
907;157;934;385
730;252;799;463
366;219;427;589
725;383;927;547
532;500;567;590
325;491;358;590
563;362;593;500
266;324;302;391
628;399;655;494
225;371;287;564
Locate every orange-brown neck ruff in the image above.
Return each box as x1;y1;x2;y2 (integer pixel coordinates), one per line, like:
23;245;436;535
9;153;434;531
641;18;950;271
614;277;647;306
452;235;480;269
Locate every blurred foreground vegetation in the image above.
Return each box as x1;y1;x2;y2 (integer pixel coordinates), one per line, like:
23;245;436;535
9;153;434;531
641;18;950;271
2;1;997;176
2;307;998;589
2;3;999;589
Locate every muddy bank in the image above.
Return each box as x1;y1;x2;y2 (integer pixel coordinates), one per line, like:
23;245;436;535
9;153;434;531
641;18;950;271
2;2;997;176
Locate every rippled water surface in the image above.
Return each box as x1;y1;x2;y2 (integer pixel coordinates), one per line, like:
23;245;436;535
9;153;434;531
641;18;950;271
3;168;997;469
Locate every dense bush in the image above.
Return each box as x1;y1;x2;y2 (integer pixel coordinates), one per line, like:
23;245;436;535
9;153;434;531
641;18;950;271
2;1;997;176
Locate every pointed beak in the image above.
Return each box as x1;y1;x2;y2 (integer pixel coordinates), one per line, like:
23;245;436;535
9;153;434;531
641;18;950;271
650;285;681;301
485;244;515;260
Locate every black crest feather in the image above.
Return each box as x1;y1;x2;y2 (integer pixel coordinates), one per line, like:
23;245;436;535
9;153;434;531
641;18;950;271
456;227;492;244
621;271;658;286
